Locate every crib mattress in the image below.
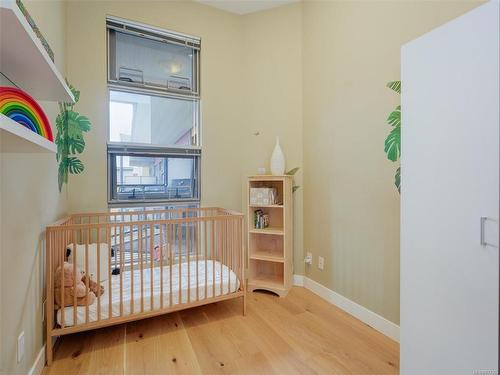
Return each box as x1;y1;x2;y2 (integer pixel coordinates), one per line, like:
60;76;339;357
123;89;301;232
57;260;239;327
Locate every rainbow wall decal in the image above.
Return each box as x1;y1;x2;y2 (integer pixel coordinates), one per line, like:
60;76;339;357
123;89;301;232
0;86;53;141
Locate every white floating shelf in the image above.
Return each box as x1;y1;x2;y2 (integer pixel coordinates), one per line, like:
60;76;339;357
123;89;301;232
0;0;74;103
0;114;56;153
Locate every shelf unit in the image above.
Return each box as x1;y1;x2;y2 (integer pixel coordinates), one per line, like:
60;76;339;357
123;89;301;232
247;175;293;297
0;0;74;102
0;0;74;153
0;114;56;153
248;204;283;209
248;227;284;235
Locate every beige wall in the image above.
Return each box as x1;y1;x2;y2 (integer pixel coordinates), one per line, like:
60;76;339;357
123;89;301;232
302;0;482;324
65;1;305;271
66;0;243;213
0;2;68;375
241;3;304;273
0;3;487;372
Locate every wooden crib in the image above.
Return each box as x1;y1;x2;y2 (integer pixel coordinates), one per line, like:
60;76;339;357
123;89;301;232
45;207;245;365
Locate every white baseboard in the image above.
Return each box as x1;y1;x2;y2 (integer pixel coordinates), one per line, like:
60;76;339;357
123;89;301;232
293;274;400;342
28;345;45;375
293;274;304;286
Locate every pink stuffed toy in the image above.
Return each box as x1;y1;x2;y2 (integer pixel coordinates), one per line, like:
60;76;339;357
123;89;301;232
54;262;96;308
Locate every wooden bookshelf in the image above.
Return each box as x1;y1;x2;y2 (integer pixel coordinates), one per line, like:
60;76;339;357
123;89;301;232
247;175;293;297
248;204;283;209
249;249;284;263
248;227;284;235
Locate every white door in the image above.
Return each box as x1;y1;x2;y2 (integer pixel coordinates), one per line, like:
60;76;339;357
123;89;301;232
401;2;499;375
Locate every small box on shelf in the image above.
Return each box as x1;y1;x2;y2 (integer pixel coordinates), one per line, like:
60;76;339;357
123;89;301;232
249;187;277;206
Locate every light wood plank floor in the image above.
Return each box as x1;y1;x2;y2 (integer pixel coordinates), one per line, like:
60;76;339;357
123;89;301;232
43;287;399;375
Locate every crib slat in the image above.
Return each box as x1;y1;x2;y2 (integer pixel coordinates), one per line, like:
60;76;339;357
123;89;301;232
240;217;243;292
236;218;239;289
150;223;154;311
228;219;231;294
204;220;207;300
169;223;173;308
72;234;77;326
196;219;199;301
228;220;232;295
220;221;223;296
120;224;124;317
178;222;182;304
79;219;83;313
160;223;164;310
187;220;190;304
234;219;237;291
233;219;236;292
59;228;64;328
203;221;208;298
85;228;90;324
45;230;54;362
107;225;112;319
140;224;144;313
212;220;215;299
237;218;240;290
97;229;101;322
130;224;134;315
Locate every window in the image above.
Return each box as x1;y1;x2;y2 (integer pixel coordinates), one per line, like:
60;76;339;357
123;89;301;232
107;17;201;205
108;149;200;202
109;90;199;146
107;18;199;95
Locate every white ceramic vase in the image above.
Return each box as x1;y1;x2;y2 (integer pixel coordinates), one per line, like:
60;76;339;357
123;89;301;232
270;137;285;175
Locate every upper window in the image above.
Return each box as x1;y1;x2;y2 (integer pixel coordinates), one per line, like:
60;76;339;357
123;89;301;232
109;90;199;146
106;17;201;205
107;17;200;96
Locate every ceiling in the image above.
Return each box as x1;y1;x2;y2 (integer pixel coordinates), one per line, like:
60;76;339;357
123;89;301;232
196;0;299;15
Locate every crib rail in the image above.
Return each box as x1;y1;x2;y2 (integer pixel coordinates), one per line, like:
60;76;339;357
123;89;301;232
45;207;245;364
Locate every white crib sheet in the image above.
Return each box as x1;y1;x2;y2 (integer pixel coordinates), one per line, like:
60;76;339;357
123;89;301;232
57;260;239;327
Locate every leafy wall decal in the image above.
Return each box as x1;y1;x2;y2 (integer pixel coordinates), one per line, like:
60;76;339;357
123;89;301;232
385;80;401;193
285;167;300;193
56;83;91;192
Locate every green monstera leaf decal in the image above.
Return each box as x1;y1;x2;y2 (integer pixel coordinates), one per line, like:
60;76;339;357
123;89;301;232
285;167;301;193
395;166;401;193
67;136;85;155
384;105;401;162
385;81;401;193
67;111;91;138
387;104;401;127
56;83;91;192
66;157;84;174
386;80;401;94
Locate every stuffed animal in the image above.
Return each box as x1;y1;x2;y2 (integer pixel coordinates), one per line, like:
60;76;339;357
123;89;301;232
82;274;104;297
54;262;100;308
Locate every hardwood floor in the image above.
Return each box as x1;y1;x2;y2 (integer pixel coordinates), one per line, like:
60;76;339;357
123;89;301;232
43;287;399;375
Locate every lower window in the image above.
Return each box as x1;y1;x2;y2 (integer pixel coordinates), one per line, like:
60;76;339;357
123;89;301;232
108;150;200;204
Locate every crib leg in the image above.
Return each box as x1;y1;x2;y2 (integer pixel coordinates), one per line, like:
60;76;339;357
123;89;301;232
46;340;53;366
242;294;247;316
